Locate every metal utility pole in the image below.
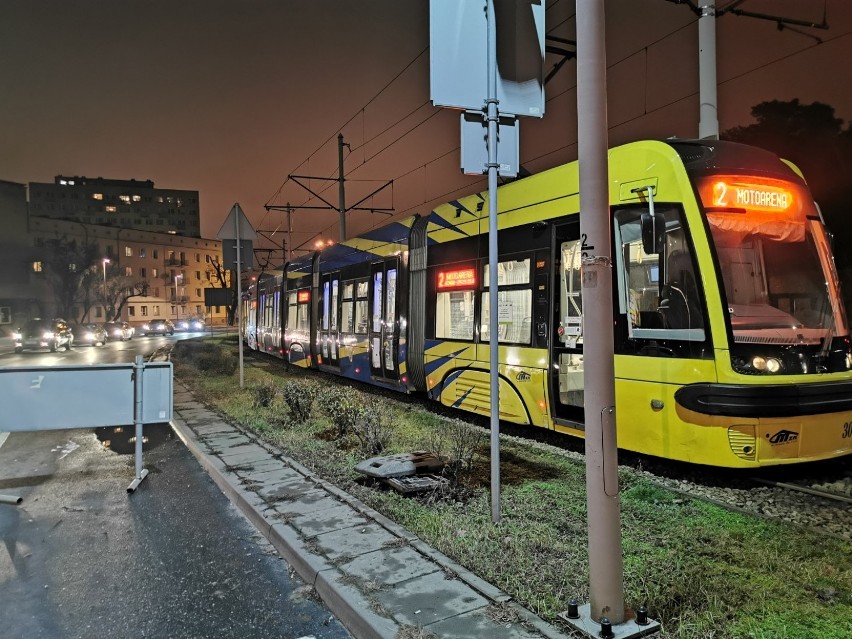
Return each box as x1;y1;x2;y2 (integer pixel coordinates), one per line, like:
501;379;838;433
268;139;392;245
338;134;347;242
698;1;719;139
576;0;624;626
486;0;501;525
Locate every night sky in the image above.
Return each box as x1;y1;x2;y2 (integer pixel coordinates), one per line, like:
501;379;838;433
2;1;850;258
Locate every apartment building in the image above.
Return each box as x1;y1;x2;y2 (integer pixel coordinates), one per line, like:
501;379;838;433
28;175;201;237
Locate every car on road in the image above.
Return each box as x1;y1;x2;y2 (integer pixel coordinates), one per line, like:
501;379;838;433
13;318;74;352
176;317;206;332
72;323;108;346
102;321;135;341
142;318;175;335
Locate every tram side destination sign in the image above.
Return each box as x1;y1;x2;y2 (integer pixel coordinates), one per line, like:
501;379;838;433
430;0;545;118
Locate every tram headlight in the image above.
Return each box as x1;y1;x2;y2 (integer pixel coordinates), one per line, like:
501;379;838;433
748;355;782;374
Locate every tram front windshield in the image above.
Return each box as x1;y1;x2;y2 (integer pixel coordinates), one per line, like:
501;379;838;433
699;175;847;352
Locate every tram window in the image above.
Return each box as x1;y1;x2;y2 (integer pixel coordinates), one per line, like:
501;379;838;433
614;207;705;342
559;240;584;346
287;291;297;330
372;272;383;332
322;281;330;330
436;290;475;340
355;279;369;334
385;269;397;324
481;257;533;344
297;301;309;331
483;258;531;287
481;289;533;343
341;282;354;333
331;280;339;330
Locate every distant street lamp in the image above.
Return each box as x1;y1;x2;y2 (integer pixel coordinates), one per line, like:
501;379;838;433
174;273;182;323
102;258;110;317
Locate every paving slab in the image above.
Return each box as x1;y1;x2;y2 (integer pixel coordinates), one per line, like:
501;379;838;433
217;443;273;466
268;492;345;518
288;503;370;537
340;546;441;587
236;465;303;485
425;607;544;639
375;570;489;627
257;479;324;502
229;458;285;475
314;522;398;560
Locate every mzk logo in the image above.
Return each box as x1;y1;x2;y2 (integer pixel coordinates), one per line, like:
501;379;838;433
516;371;531;382
767;429;799;445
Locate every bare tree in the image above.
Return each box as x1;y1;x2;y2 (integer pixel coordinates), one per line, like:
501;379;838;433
207;256;236;324
101;261;148;322
39;236;99;320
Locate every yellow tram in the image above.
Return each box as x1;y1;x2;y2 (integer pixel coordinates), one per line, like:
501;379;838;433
244;139;852;467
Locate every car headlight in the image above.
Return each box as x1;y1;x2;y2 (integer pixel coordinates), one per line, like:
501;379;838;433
43;331;54;339
84;332;94;340
142;324;150;330
12;332;21;340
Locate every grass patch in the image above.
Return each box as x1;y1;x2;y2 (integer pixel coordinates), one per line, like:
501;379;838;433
175;336;852;639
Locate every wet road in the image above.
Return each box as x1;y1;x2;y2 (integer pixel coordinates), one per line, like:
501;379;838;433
0;333;352;639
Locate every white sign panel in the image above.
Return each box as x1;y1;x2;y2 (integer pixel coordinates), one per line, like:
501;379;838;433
0;363;173;432
430;0;545;118
460;111;519;177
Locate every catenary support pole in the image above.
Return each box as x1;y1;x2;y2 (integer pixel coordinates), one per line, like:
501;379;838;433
576;0;624;623
486;0;501;524
338;133;347;242
699;1;719;139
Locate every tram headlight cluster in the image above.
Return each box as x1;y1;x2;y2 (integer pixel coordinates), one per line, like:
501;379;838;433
733;354;785;375
751;356;781;374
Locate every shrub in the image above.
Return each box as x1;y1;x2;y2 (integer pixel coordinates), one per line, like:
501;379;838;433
173;340;238;376
252;382;278;409
280;378;319;423
352;399;394;456
194;347;237;376
420;418;484;484
315;385;367;438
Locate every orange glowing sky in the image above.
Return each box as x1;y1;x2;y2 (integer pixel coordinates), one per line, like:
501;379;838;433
1;0;850;257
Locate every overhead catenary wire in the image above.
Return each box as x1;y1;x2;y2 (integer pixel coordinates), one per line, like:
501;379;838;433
267;3;848;248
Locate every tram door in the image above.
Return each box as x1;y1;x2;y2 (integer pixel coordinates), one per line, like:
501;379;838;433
369;259;399;381
550;222;586;425
319;273;340;367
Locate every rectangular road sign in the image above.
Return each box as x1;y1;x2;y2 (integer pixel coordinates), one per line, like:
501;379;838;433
0;363;173;432
430;0;545;118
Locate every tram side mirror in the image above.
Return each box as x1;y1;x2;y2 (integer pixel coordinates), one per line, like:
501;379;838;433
641;212;665;255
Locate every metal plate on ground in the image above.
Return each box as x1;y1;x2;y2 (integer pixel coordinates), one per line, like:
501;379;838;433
355;451;446;479
384;474;450;495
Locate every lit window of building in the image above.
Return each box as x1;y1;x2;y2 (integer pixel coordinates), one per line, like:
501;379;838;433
32;261;43;272
125;266;132;276
132;195;142;202
92;193;103;200
119;195;131;203
105;205;117;213
125;246;133;257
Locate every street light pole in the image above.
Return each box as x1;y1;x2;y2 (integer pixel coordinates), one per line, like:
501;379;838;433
102;258;110;319
174;274;181;324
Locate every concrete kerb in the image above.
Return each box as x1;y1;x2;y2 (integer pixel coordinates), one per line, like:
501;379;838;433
169;399;571;639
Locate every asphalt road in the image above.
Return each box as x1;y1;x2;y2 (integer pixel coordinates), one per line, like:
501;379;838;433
0;332;352;639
